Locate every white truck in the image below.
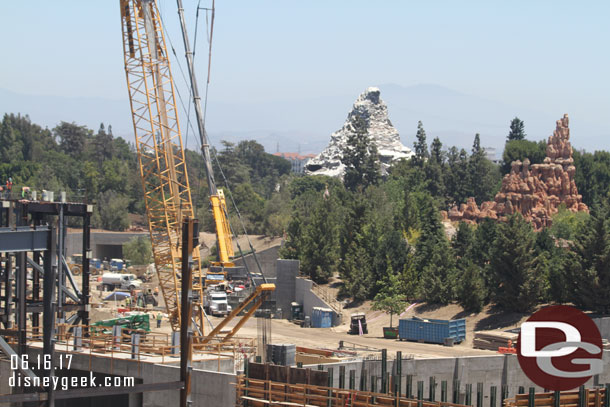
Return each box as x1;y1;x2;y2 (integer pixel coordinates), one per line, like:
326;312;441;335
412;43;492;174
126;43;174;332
101;273;142;291
203;290;232;316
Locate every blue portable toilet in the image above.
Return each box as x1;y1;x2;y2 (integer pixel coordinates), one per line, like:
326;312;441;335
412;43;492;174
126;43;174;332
311;307;333;328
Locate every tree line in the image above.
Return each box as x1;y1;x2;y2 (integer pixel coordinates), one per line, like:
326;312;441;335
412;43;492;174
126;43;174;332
281;117;610;314
3;113;610;313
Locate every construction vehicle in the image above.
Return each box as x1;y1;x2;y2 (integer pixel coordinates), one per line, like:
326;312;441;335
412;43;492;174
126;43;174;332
101;273;142;291
68;254;103;276
349;313;368;335
203;290;232;316
119;0;274;340
91;313;151;335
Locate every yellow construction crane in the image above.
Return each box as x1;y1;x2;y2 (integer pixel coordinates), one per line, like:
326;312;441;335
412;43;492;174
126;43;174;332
119;0;274;341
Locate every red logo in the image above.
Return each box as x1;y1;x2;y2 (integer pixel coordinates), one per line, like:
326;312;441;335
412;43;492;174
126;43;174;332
517;305;603;391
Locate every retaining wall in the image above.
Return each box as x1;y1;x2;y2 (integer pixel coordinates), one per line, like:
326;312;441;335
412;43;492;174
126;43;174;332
306;351;610;403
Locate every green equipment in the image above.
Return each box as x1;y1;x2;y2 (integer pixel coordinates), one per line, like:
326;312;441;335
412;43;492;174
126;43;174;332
91;313;151;335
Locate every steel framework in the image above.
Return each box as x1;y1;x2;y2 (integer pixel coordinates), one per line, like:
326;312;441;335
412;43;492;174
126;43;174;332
120;0;204;333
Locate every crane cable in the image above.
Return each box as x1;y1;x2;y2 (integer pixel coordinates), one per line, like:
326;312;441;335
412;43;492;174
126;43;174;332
160;0;266;281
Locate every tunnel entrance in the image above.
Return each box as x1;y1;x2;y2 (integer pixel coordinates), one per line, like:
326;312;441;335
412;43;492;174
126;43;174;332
95;244;123;261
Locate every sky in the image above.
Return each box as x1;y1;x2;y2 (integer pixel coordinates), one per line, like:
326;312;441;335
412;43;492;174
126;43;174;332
1;1;609;151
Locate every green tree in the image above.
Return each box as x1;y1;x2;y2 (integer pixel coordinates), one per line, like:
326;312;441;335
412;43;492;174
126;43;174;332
123;236;153;265
93;190;130;231
469;134;500;203
340;239;373;301
92;123;115;164
455;259;486;312
564;198;610;312
430;137;444;165
452;222;474;259
414;194;455;304
371;265;406;327
300;195;339;283
54;121;90;158
444;147;471;205
489;213;543;312
507;117;526;141
573;150;610;207
341;116;381;192
398;251;420;301
549;204;589;241
412;121;429;167
501;140;547;174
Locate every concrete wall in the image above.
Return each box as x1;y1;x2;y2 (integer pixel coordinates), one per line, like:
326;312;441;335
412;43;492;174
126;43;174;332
233;245;281;278
66;231;148;259
306;351;610;402
0;347;236;407
276;259;299;319
295;277;341;326
594;317;610;340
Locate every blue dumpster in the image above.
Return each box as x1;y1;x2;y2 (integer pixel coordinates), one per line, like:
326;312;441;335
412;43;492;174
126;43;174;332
398;318;466;344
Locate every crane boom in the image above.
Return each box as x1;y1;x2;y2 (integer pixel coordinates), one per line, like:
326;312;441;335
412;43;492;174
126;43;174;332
175;0;235;271
120;0;274;343
120;0;205;332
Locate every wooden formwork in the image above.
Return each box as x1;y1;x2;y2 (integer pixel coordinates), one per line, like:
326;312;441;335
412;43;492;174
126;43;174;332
505;387;609;407
235;375;470;407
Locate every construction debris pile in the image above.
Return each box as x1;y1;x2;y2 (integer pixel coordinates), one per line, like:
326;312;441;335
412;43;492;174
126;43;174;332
473;330;518;351
446;114;588;229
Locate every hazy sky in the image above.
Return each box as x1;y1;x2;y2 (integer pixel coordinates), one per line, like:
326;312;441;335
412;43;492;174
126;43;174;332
1;1;609;143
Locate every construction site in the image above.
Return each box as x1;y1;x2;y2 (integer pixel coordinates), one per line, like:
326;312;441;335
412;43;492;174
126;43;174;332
1;1;610;407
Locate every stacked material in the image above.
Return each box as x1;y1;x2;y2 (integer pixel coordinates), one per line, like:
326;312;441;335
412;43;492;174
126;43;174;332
266;343;296;366
473;330;518;351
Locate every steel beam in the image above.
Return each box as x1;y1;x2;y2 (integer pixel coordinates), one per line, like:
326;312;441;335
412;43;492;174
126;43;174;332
32;251;41;335
2;255;11;329
0;227;51;252
180;219;194;407
0;336;38;381
16;252;26;355
42;226;57;407
81;211;91;328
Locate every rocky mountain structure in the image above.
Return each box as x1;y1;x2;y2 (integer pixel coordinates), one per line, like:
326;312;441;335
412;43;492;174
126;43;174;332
445;114;588;229
305;87;413;177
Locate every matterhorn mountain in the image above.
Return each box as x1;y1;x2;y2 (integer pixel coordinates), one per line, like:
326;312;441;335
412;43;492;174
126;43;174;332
305;87;413;177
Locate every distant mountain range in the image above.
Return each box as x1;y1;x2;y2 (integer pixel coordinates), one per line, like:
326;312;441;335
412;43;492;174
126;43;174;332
2;84;608;158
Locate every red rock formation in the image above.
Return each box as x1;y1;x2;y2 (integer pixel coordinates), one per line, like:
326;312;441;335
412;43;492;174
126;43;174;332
448;114;588;229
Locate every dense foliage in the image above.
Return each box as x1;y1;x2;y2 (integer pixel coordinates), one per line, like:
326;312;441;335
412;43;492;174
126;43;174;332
5;113;610;314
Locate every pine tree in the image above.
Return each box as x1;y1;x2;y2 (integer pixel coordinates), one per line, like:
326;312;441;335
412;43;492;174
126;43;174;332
399;251;420;301
412;121;429;167
418;242;456;304
564;198;610;312
430;137;444;165
507;117;526;141
279;212;303;260
414;193;456;304
469;134;498;203
455;259;486;312
452;222;474;259
300;196;339;283
342;115;381;192
340;239;373;301
489;213;543;312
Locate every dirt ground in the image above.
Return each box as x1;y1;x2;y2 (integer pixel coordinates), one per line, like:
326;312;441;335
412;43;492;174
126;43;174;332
83;271;530;359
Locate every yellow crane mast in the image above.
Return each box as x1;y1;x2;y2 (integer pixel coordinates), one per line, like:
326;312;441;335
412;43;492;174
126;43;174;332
120;0;275;343
119;0;204;332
